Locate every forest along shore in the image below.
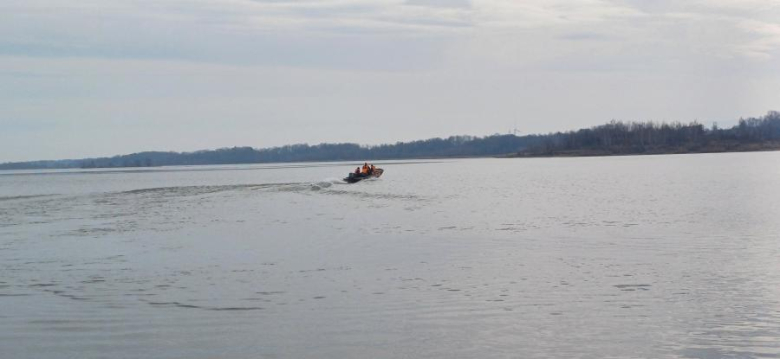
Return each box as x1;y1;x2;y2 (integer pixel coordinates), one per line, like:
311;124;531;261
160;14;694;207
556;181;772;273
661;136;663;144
1;111;778;170
509;141;780;158
511;111;780;158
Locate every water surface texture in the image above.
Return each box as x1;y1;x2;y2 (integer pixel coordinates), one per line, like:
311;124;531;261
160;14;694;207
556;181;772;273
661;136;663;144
2;153;780;358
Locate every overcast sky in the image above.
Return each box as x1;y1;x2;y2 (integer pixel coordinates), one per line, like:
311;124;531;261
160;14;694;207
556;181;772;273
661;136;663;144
2;0;780;162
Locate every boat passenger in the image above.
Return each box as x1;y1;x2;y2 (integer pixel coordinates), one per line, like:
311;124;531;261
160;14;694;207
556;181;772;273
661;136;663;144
370;164;375;174
355;167;361;174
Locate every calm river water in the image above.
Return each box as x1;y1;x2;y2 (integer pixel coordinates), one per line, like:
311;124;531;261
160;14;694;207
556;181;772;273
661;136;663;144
2;153;780;358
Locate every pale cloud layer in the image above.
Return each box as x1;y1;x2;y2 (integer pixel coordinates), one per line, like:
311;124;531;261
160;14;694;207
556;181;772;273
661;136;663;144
2;0;780;161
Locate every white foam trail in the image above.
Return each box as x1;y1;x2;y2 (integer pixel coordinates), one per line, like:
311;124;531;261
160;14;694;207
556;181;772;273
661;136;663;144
310;179;343;191
322;177;347;185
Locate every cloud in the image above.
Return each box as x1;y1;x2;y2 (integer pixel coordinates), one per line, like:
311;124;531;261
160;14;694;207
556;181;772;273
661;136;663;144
405;0;471;8
0;0;466;70
4;0;777;67
557;32;612;41
0;0;480;69
736;19;780;60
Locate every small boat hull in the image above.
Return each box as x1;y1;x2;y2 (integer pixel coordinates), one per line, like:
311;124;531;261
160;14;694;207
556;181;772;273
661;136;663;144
344;168;384;183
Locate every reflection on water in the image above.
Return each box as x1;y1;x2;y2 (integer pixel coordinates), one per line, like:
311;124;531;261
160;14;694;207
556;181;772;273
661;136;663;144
2;154;780;358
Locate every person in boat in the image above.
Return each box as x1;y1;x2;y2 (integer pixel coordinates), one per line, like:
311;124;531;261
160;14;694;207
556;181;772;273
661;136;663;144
349;167;359;178
362;163;369;174
370;164;375;174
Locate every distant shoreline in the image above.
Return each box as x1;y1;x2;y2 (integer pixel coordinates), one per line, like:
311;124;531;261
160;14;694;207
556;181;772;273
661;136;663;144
3;111;778;170
508;141;780;158
2;146;780;173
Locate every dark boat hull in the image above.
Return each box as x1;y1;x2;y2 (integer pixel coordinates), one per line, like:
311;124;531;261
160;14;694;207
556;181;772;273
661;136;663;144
344;168;384;183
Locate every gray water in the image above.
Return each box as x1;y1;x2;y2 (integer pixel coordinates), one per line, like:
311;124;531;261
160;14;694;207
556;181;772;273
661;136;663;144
2;153;780;359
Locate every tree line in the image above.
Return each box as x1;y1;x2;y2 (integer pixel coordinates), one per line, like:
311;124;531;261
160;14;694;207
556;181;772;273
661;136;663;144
0;134;531;170
518;111;780;156
1;111;778;170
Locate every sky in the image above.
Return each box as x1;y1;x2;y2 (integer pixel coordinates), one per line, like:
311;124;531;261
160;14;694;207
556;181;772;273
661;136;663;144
2;0;780;162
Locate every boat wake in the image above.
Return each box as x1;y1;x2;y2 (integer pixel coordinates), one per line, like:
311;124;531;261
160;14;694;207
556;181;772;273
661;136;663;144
310;178;347;190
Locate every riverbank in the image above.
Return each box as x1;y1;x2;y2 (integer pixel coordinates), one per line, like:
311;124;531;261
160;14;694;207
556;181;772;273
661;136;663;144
509;141;780;158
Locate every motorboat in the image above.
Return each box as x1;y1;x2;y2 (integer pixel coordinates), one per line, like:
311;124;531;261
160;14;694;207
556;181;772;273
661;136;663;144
344;168;384;183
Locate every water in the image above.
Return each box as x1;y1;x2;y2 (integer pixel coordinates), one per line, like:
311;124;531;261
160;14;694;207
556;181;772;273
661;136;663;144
1;153;780;358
